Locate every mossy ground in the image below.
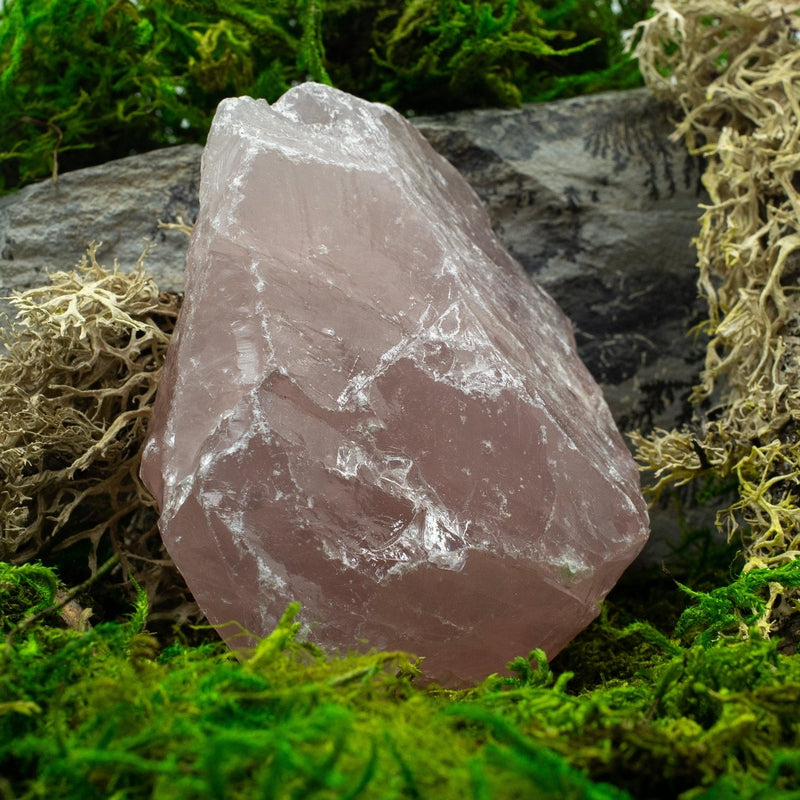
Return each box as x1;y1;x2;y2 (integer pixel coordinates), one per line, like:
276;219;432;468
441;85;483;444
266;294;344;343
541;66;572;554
3;532;800;800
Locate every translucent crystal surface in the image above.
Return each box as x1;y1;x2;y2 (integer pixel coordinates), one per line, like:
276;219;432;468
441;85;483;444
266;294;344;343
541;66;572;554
140;84;649;686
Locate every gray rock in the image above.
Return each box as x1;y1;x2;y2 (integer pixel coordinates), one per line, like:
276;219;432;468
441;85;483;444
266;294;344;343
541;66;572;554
414;88;707;434
0;143;202;296
1;88;706;437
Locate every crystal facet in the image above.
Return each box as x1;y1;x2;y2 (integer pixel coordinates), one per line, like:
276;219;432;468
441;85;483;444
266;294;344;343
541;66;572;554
140;84;649;686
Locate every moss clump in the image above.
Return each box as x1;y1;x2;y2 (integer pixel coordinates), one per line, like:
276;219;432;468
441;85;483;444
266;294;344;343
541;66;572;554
533;0;652;100
0;561;57;630
0;0;649;193
630;1;800;633
3;561;800;800
344;0;589;111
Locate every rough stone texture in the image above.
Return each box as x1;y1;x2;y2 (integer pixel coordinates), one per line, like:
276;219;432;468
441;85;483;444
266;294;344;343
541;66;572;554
140;85;650;686
0;89;705;436
414;90;707;433
0;144;201;321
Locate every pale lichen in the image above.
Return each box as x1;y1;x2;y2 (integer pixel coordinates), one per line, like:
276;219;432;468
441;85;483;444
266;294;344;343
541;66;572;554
0;243;188;618
630;0;800;633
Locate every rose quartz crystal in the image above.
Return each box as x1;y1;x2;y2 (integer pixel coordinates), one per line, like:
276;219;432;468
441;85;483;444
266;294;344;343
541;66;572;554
140;84;649;686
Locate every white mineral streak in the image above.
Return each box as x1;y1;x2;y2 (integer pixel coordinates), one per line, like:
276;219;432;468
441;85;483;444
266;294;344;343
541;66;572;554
140;83;650;686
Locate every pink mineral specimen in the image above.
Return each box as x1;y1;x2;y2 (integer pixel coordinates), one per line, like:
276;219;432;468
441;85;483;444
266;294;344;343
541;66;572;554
140;84;649;686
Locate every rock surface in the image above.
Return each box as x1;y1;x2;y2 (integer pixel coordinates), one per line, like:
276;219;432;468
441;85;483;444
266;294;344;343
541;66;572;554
0;144;201;302
140;84;650;685
414;91;707;433
0;89;705;437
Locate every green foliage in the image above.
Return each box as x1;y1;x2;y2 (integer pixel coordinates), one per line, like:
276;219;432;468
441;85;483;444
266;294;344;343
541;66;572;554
3;561;800;800
0;0;198;190
532;0;651;100
0;0;649;192
0;561;57;631
551;519;744;692
0;566;608;800
0;0;322;191
363;0;590;111
676;561;800;647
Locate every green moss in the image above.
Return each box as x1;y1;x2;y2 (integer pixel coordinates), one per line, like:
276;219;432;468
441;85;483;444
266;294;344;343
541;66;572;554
352;0;593;112
675;561;800;648
3;561;800;800
0;561;57;630
531;0;650;100
0;0;649;193
0;570;616;799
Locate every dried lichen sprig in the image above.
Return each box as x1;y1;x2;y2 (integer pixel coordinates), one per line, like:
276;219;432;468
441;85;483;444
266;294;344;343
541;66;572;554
0;243;190;623
629;0;800;626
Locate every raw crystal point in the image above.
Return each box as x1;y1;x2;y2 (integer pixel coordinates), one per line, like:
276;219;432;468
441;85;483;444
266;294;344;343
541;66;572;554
141;84;649;686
